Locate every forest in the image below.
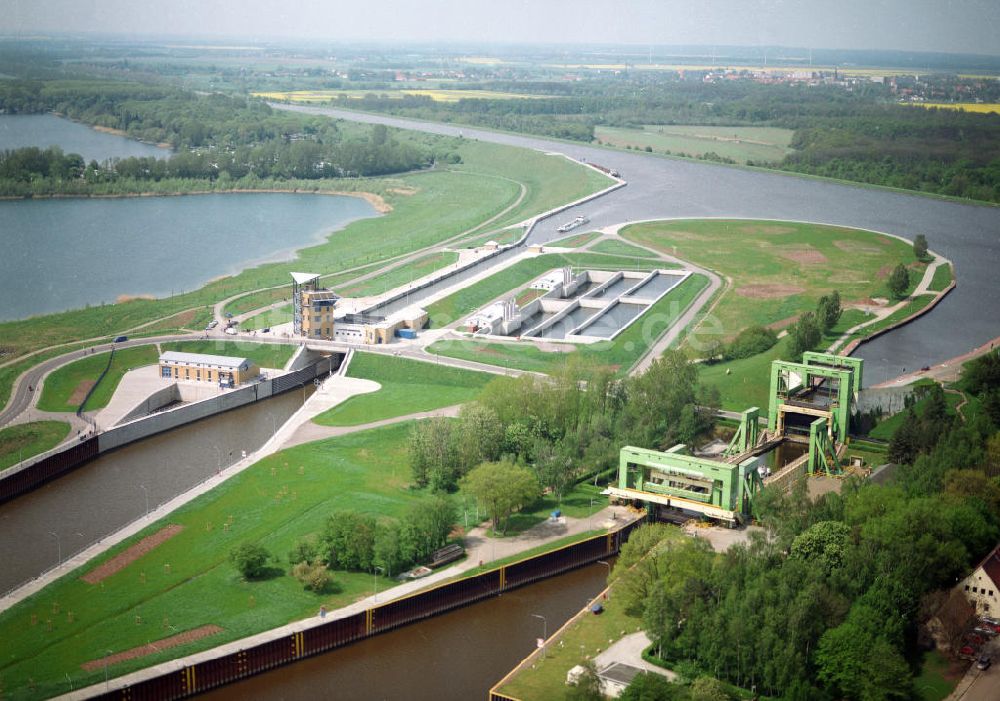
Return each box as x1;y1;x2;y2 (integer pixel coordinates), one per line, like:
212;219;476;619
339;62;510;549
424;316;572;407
600;350;1000;701
0;80;437;195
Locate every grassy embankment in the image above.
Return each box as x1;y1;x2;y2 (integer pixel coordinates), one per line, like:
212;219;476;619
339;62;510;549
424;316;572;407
0;422;444;700
549;231;601;248
594;124;796;164
588;238;661;258
927;262;954;292
621;220;933;408
313;352;495;426
159;341;296;371
36;345;160;413
0;421;71;472
0;137;610;409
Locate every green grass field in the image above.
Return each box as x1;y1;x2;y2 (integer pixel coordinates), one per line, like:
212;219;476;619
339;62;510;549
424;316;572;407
927;263;954;292
0;421;71;471
914;649;961;701
313;353;495;426
624;220;920;340
588;238;661;258
337;251;459;298
242;304;293;331
160;340;296;370
0;422;441;699
429;274;708;375
549;231;601;248
36;345;160;413
460;228;524;248
594;124;795;164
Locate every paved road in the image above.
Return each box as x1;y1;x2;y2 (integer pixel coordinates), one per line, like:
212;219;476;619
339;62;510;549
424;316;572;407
276;104;1000;380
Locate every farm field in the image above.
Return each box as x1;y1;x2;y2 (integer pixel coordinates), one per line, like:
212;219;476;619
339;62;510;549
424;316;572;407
254;89;550;103
594;125;795;164
313;352;495;426
0;422;443;700
0;420;71;471
36;345;160;413
912;102;1000;115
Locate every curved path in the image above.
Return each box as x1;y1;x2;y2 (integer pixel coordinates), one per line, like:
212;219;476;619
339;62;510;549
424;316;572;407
276;104;1000;379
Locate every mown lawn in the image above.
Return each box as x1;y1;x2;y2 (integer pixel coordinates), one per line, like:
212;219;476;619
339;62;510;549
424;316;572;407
595;124;795;164
589;238;661;258
0;422;440;700
36;345;160;413
429;274;708;375
0;421;71;471
623;219;921;340
313;352;495;426
927;262;954;292
913;649;961;701
337;251;459;298
550;231;601;248
161;340;296;371
242;304;293;331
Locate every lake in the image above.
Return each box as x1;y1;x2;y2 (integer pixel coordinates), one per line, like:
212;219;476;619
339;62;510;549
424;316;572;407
0;113;172;162
0;193;378;321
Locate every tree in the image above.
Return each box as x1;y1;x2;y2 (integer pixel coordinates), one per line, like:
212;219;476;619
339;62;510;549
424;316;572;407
790;520;851;573
620;672;682;700
816;290;842;332
913;233;929;260
689;676;731;701
322;511;377;571
788;311;822;359
292;560;332;592
887;264;910;299
288;537;319;568
460;460;541;534
229;543;272;580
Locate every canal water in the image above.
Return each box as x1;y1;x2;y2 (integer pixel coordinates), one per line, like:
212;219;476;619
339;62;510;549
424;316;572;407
0;388;311;594
200;561;611;701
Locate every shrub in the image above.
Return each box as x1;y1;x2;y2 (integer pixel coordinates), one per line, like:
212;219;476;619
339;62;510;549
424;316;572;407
292;560;332;592
229;543;271;580
725;325;778;360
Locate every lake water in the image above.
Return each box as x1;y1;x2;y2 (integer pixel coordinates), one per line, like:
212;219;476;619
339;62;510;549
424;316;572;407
0;193;378;321
0;113;172;162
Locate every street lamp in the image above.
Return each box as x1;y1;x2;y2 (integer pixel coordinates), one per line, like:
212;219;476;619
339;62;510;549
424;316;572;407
104;649;113;691
139;484;149;518
373;566;385;602
49;531;61;566
212;445;221;474
531;613;547;657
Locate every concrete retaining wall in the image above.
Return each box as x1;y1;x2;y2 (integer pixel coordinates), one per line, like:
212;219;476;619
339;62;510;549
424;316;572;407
116;384;182;425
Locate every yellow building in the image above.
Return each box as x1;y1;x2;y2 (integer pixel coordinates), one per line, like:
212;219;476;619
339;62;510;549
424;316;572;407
292;272;338;340
159;351;260;388
960;545;1000;616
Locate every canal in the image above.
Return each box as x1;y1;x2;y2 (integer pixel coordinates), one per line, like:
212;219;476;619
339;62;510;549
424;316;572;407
199;561;610;701
0;387;312;594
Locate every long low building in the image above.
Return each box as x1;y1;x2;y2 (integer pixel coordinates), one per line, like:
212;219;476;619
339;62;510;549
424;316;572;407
158;351;259;388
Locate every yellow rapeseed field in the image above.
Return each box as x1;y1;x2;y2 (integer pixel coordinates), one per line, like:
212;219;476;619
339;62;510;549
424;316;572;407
911;102;1000;115
254;89;547;103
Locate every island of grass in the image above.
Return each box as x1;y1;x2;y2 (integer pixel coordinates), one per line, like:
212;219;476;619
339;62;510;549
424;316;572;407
160;340;297;370
0;421;71;471
36;345;160;413
0;422;449;698
618;219;939;408
313;352;496;426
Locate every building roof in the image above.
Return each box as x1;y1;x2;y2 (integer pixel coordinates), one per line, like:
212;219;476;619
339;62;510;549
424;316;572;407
975;545;1000;589
598;663;645;686
305;290;339;302
290;272;321;285
159;351;251;369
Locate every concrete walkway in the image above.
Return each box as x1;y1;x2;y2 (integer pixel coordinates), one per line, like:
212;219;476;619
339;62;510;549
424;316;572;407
595;632;677;681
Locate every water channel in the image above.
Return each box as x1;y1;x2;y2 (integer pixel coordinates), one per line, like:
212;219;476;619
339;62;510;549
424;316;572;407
0;114;171;163
200;561;610;701
0;388;311;594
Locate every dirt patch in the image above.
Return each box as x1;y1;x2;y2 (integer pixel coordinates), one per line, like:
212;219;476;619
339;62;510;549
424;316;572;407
777;247;828;265
387;187;417;196
738;224;796;235
116;294;156;304
81;625;223;671
81;524;184;584
67;380;96;406
515;289;545;306
833;239;882;255
876;265;893;279
765;315;799;331
735;284;806;299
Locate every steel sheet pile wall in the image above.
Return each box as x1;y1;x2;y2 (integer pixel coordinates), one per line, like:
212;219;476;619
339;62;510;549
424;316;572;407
89;521;641;700
0;436;99;503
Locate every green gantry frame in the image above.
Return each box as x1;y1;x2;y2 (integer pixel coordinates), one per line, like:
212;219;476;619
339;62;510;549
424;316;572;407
616;445;762;521
801;351;864;397
724;407;760;457
767;360;854;444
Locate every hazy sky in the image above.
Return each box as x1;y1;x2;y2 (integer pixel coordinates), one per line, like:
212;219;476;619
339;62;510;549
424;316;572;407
5;0;1000;56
